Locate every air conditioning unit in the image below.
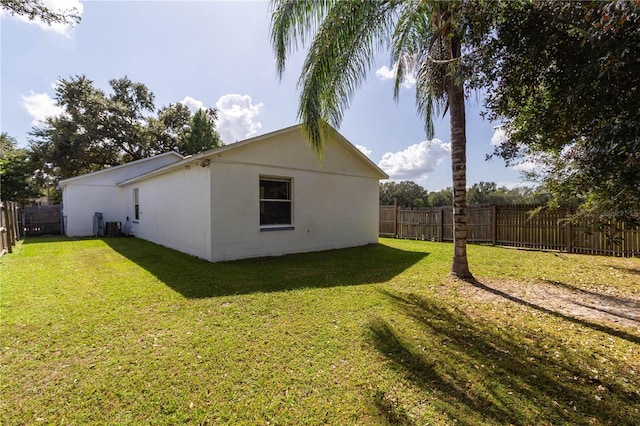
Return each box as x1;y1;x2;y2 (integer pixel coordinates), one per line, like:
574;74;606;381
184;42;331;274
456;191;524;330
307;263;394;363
105;221;122;237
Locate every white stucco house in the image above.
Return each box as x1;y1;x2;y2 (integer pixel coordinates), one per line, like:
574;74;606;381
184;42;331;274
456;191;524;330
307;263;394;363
58;124;388;262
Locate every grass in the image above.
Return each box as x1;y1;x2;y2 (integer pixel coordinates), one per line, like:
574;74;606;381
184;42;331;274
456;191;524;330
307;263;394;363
1;236;639;425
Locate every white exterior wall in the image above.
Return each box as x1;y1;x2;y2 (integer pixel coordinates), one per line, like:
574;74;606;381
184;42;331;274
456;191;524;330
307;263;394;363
60;153;182;237
208;127;382;262
210;164;379;262
62;184;126;236
125;165;212;260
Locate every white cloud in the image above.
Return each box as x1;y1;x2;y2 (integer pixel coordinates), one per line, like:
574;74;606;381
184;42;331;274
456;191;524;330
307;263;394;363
180;94;263;143
375;65;395;80
378;139;450;181
21;91;65;125
375;63;416;89
355;144;372;158
0;0;84;36
490;126;506;146
180;96;205;113
215;94;263;143
490;126;541;173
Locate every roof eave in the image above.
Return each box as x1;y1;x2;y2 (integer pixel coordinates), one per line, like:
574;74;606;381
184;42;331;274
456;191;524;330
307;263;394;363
57;151;184;189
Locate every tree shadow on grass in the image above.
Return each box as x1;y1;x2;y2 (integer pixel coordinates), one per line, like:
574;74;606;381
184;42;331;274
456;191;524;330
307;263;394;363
545;279;640;309
368;290;640;425
102;237;428;298
470;279;640;345
604;263;640;276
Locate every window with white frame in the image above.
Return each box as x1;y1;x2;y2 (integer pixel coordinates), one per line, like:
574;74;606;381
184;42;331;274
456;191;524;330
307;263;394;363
259;177;292;227
133;188;140;221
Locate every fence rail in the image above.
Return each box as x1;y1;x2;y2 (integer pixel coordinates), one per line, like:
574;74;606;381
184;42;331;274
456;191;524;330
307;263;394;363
380;204;640;257
1;201;20;256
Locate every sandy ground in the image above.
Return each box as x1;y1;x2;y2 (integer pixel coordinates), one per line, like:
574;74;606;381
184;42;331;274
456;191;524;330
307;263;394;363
459;277;640;332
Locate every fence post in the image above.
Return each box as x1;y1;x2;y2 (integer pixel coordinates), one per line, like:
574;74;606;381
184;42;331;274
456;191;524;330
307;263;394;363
491;204;497;246
2;202;12;254
12;202;20;241
437;208;444;242
0;202;5;254
7;202;16;249
393;198;398;237
565;207;573;253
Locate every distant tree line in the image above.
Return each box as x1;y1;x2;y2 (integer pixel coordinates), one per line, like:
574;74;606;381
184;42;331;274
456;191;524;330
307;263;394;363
380;181;551;208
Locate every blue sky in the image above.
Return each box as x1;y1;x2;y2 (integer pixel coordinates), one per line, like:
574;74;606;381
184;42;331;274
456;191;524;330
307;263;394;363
1;0;532;192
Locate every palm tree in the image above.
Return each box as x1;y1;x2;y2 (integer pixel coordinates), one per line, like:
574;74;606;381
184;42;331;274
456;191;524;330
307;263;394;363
271;0;474;279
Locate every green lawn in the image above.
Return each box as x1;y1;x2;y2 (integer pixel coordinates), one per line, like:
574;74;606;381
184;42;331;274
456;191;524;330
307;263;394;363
1;236;639;425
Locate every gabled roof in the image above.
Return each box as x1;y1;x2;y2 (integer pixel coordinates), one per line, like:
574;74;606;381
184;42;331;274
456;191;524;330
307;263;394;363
117;124;388;186
58;151;184;189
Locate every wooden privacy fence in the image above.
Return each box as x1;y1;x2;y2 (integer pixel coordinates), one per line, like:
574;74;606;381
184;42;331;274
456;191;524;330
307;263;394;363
21;205;62;236
1;201;20;256
380;204;640;257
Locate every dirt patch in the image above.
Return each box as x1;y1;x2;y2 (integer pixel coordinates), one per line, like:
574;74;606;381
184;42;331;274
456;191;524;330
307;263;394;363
459;278;640;332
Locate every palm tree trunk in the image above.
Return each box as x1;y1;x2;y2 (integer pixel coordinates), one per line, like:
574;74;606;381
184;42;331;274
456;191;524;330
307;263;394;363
449;38;473;280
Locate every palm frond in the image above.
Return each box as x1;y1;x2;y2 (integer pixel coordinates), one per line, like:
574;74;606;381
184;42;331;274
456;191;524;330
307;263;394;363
271;0;466;153
391;1;453;139
390;0;426;101
270;0;338;80
295;0;397;157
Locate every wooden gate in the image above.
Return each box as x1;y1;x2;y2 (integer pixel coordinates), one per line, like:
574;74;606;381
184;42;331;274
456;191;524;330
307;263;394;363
21;205;62;236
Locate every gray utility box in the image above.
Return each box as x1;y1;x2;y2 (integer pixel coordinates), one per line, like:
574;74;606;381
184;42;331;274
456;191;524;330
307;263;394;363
93;212;104;237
